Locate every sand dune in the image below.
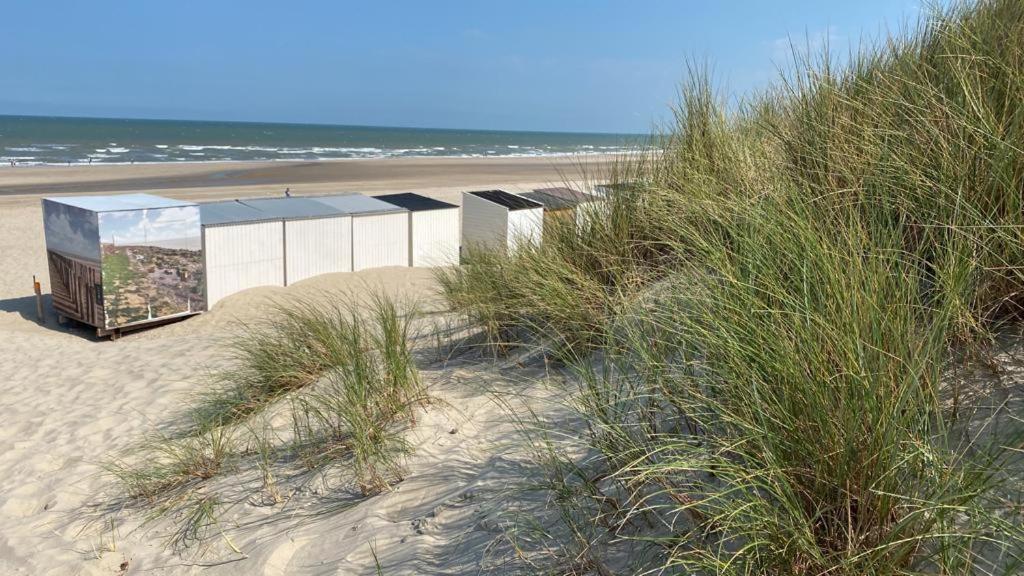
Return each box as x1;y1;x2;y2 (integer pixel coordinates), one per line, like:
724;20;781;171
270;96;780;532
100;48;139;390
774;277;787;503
0;159;575;574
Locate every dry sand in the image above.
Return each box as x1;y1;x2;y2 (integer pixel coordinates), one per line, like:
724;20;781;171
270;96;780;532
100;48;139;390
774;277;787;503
0;157;590;574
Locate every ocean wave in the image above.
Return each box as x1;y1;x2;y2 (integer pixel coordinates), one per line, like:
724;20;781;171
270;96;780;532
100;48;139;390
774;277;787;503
8;146;635;166
177;144;281;152
311;146;383;154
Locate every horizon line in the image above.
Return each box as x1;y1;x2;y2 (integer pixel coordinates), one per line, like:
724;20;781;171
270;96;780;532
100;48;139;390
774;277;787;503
0;112;650;138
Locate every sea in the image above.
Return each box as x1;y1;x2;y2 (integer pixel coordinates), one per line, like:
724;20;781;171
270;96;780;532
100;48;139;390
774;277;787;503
0;115;643;166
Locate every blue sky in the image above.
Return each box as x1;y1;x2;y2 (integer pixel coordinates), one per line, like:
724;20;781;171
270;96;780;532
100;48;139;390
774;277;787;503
1;1;937;134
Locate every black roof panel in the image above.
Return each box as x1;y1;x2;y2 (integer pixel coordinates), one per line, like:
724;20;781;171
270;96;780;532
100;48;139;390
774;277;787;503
533;187;597;204
468;189;543;211
375;192;457;212
520;191;578;211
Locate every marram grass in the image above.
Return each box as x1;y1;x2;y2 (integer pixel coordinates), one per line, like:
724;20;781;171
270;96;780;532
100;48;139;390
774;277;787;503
440;1;1024;573
102;292;424;553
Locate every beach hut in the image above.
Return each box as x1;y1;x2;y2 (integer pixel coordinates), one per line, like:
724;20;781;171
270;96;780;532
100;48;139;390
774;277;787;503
592;182;642;197
520;187;600;230
313;194;410;271
239;197;352;286
375;193;460;267
41;193;203;336
199;200;285;308
461;190;544;253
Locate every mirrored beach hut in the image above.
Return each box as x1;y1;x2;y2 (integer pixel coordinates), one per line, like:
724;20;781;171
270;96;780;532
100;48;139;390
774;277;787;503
312;194;410;271
240;197;352;286
461;190;544;254
375;193;460;267
42;193;203;336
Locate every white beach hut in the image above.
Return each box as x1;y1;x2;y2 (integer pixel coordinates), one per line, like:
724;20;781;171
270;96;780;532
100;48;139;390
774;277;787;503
521;187;602;231
199;200;285;308
461;190;544;253
375;193;460;267
240;197;352;285
313;194;410;271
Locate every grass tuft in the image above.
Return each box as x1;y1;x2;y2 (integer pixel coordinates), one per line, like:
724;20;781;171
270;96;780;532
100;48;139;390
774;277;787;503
441;1;1024;573
102;291;425;553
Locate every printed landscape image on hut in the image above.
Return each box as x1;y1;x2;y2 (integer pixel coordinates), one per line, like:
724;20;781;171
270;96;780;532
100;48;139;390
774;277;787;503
99;207;203;327
42;194;203;334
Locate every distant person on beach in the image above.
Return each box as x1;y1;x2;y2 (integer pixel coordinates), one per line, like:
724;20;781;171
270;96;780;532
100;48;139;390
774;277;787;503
284;187;291;197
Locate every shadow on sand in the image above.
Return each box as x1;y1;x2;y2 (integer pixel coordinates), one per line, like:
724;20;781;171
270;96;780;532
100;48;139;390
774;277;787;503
0;294;101;340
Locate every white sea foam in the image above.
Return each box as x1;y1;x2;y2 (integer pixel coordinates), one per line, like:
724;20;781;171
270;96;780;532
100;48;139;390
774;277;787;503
177;144;279;152
311;147;383;154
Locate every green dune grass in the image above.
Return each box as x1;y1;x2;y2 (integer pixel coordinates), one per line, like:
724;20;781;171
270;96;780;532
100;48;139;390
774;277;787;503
439;1;1024;573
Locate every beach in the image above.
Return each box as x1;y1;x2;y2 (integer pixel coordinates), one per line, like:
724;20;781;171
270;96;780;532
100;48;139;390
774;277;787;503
0;156;605;574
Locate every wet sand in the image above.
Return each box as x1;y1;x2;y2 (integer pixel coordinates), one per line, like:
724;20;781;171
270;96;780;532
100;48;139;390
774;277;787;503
0;155;620;204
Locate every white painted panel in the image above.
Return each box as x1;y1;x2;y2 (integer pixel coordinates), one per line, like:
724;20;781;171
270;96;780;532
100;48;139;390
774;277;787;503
411;208;460;267
204;221;284;308
352;212;410;271
461;193;508;251
285;216;352;284
507;208;544;252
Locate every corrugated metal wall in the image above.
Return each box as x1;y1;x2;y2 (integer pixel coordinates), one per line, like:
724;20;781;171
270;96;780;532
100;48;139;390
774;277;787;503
461;193;508;251
204;221;284;307
507;208;544;253
285;216;352;284
352;212;410;271
411;208;460;267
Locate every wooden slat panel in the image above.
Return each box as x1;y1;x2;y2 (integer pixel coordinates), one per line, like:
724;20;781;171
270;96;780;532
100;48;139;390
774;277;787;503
47;250;103;327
